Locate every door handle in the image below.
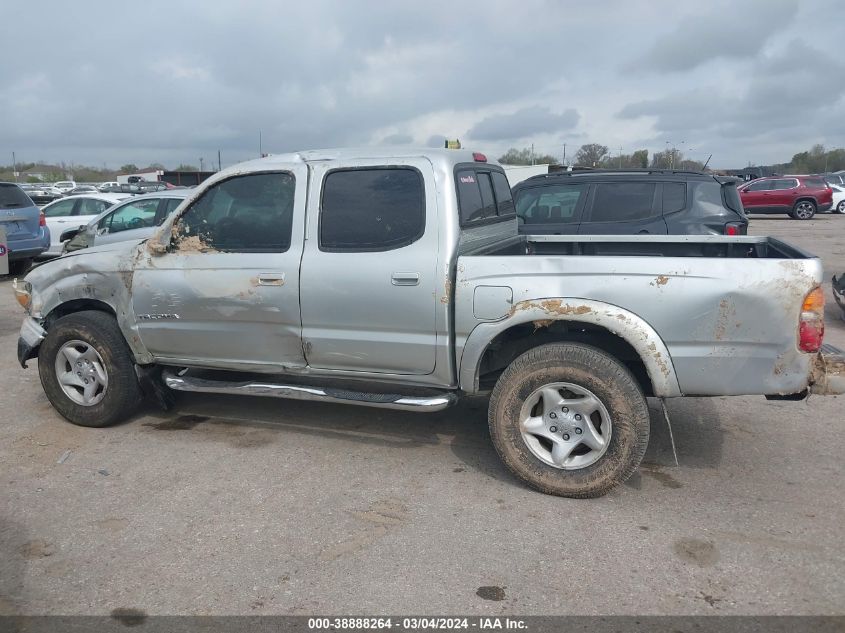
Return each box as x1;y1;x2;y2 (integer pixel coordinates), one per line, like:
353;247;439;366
256;273;285;286
391;272;420;286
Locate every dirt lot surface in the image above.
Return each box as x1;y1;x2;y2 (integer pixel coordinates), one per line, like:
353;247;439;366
1;215;843;616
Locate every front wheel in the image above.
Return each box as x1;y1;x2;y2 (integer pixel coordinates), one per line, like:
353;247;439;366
791;200;816;220
38;311;142;427
488;343;650;498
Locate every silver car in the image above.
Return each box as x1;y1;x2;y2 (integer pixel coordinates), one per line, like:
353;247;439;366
63;190;190;252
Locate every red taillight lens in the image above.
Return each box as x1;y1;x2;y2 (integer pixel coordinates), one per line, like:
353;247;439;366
798;287;824;353
724;222;741;236
39;211;46;227
473;152;487;162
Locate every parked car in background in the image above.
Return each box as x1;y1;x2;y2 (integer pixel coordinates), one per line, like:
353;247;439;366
98;181;120;192
99;181;172;194
62;189;190;252
738;176;833;219
66;185;100;196
512;169;747;235
38;193;131;258
19;184;63;206
0;182;50;274
53;181;77;193
822;173;845;187
828;184;845;214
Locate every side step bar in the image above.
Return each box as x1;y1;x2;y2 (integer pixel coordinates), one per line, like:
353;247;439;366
162;370;458;412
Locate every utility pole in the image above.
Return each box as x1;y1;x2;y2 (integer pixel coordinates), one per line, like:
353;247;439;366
199;157;205;172
618;146;623;169
11;151;17;182
218;149;222;171
531;143;535;166
562;143;566;166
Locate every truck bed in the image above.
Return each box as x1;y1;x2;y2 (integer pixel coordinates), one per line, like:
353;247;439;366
455;233;823;398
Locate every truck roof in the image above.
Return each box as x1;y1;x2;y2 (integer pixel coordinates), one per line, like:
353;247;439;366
228;147;495;172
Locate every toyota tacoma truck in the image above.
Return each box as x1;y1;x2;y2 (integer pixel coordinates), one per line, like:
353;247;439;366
13;148;845;497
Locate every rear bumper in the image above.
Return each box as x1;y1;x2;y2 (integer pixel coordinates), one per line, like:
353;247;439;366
7;229;50;261
819;201;832;212
809;344;845;396
17;317;46;368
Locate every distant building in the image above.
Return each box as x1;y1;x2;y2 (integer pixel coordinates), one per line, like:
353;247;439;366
501;164;551;186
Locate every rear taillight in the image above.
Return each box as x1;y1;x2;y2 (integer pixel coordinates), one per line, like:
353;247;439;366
39;211;46;227
724;222;743;236
798;287;824;353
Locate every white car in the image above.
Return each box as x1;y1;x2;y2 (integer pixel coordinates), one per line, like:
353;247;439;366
98;181;120;191
53;181;77;193
830;184;845;214
37;193;131;258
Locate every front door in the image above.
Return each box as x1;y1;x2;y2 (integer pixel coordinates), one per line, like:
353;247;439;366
299;159;439;375
131;168;307;371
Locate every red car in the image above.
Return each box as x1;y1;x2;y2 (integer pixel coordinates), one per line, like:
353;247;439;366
738;175;833;220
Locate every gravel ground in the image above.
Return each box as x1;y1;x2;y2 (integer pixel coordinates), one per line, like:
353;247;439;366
0;215;842;617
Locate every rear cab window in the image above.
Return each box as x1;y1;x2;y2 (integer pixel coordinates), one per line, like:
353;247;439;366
455;166;515;227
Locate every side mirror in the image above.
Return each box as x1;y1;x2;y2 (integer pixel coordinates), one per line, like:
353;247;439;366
59;227;82;242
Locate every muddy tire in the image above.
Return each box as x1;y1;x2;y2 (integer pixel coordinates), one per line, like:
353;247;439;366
38;311;142;427
488;343;649;498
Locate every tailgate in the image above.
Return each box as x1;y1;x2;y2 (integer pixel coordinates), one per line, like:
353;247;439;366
0;184;41;239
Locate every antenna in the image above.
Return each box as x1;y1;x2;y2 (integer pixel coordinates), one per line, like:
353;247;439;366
703;154;712;170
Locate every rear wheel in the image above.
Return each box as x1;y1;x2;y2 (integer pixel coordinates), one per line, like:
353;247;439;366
488;343;650;498
834;201;844;214
38;311;142;427
791;200;816;220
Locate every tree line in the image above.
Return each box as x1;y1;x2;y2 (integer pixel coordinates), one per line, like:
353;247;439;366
499;143;845;173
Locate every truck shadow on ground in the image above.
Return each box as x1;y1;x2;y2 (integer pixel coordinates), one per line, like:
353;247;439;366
136;390;726;490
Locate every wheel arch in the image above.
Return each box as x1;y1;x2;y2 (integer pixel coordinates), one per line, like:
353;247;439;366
459;298;682;397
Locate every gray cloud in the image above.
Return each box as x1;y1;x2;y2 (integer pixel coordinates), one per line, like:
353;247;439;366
467;107;579;141
0;0;840;169
632;0;798;72
380;133;414;145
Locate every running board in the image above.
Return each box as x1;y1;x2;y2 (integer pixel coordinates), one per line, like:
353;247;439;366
162;370;458;412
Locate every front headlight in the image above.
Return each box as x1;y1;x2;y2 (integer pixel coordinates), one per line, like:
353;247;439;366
12;279;32;312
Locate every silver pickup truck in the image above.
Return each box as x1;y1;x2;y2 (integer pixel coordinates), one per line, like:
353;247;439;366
13;148;845;497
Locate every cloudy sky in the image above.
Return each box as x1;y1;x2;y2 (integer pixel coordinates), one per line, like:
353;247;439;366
2;0;843;170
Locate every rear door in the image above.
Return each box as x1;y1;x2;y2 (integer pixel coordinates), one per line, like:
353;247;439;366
578;181;667;234
300;159;438;375
0;184;41;241
515;182;587;234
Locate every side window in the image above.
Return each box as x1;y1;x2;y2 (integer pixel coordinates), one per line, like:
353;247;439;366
163;198;183;215
107;199;161;233
692;182;726;214
176;172;295;252
79;198;111;215
43;199;76;217
774;179;796;190
477;173;497;220
320;168;424;252
746;180;772;191
663;183;687;214
491;172;514;216
516;184;587;224
589;182;657;222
